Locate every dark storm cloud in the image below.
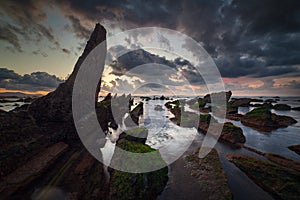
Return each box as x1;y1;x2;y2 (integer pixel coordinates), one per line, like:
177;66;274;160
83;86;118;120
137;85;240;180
67;15;90;39
62;48;71;55
0;0;60;51
108;47;205;86
1;0;300;81
0;68;63;91
0;68;21;80
32;49;48;57
0;27;22;52
109;48;176;76
52;0;300;79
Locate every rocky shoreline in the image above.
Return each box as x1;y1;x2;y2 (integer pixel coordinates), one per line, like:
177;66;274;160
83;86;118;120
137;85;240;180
1;22;300;199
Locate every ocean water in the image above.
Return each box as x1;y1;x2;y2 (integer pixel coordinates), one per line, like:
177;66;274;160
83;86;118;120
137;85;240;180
2;95;300;199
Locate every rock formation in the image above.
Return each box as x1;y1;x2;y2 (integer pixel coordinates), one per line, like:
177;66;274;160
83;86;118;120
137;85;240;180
241;105;297;132
203;90;232;103
28;23;107;140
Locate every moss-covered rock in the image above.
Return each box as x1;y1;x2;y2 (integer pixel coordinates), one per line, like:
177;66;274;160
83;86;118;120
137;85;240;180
109;167;168;200
109;127;168;200
241;105;297;132
185;148;232;199
220;122;246;144
117;127;148;145
228;154;300;200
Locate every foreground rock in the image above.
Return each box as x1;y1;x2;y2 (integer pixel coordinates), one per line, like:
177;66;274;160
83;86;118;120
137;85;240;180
109;127;168;200
288;145;300;156
228;154;300;200
0;142;69;199
184;148;232;199
241;105;297;132
0;24;110;199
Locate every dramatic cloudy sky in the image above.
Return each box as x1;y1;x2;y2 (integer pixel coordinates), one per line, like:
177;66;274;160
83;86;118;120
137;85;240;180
0;0;300;96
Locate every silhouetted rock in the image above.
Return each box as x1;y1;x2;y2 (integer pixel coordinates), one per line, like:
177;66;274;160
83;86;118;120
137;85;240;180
229;98;252;107
273;104;291;110
288;145;300;156
265;98;276;103
28;23;107;140
292;107;300;111
0;23;109;199
203;91;232;103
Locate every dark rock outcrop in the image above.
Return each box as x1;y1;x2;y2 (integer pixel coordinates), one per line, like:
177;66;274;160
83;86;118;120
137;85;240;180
220;122;246;144
109;127;168;200
265;98;277;103
273;104;291;110
0;24;109;199
185;148;233;200
228;98;259;107
165;101;246;146
28;23;107;140
117;127;148;145
228;154;300;200
288;145;300;156
241;105;297;132
203;91;232;103
0;142;69;199
292;107;300;111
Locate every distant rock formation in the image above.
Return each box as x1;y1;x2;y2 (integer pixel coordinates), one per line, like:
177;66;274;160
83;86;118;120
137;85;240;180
241;105;297;132
28;23;107;140
203;91;232;103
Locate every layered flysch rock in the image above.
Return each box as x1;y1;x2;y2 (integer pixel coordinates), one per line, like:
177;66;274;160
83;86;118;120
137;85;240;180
0;23;109;199
28;23;107;140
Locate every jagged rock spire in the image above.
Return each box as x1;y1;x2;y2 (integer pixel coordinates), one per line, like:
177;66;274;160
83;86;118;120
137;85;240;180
28;23;107;139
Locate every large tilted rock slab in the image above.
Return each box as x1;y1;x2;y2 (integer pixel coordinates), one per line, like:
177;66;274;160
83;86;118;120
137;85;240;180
28;23;107;140
227;154;300;200
0;142;69;199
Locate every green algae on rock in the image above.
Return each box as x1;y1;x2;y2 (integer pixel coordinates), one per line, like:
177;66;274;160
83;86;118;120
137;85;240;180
228;154;300;200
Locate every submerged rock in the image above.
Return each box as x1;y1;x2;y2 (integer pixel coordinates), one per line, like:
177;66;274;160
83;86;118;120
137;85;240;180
154;105;164;111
